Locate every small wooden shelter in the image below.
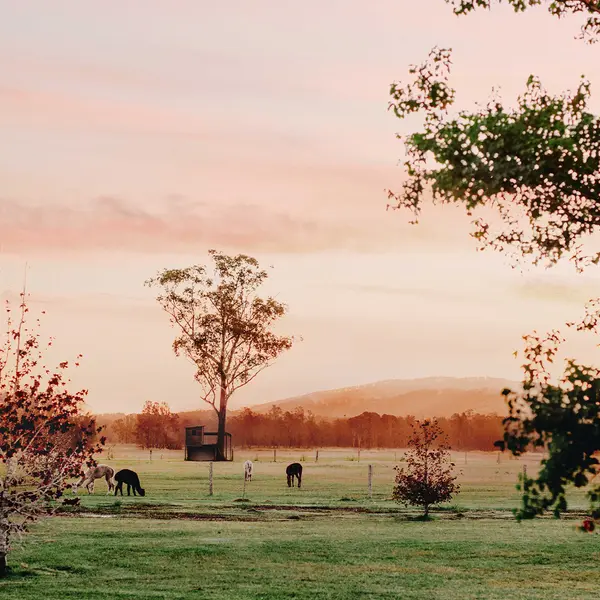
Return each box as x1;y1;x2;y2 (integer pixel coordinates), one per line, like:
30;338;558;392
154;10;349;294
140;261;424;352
184;426;233;461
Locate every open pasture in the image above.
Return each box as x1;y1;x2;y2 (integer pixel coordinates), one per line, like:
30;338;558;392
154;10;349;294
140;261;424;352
2;446;599;599
67;445;590;513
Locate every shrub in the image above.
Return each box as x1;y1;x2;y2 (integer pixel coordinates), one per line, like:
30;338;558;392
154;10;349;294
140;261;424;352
392;419;459;517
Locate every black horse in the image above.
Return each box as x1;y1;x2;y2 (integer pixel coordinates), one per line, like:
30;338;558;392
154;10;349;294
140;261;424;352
286;463;302;488
114;469;146;497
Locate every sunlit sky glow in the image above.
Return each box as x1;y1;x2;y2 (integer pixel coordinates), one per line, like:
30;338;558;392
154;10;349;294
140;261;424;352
1;0;600;413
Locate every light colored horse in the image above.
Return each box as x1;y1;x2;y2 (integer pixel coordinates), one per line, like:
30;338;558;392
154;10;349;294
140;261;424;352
244;460;253;482
73;464;115;495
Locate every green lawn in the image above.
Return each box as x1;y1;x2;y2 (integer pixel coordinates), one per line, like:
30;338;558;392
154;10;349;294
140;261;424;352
0;446;597;599
67;446;590;513
3;515;599;599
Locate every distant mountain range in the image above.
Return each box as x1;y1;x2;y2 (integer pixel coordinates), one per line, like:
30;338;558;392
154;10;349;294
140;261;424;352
244;377;518;419
94;377;519;424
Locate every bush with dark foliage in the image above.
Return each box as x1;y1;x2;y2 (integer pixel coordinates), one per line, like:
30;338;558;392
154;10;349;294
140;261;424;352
392;419;459;517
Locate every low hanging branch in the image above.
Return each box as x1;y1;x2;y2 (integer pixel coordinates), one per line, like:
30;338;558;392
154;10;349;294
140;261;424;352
388;47;600;271
497;327;600;519
146;250;295;460
490;296;600;520
445;1;600;43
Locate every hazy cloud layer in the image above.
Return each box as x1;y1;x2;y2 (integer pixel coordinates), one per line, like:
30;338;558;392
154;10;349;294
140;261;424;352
513;281;600;305
0;196;424;254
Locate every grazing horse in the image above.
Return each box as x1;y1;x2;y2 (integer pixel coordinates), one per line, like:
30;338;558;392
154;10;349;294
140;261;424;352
114;469;146;497
244;460;253;482
286;463;302;488
73;464;115;495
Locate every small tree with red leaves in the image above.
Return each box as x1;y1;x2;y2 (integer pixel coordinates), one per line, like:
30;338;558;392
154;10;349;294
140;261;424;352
0;295;104;576
393;418;460;518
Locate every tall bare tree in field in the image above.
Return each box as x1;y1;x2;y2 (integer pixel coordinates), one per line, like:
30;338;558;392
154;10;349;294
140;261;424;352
146;250;295;460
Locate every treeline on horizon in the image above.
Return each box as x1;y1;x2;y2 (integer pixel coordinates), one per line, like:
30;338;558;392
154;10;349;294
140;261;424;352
98;403;505;452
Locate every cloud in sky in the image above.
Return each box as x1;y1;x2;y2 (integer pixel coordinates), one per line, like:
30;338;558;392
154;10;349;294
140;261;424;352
1;196;446;255
0;84;184;133
512;281;600;305
343;284;475;301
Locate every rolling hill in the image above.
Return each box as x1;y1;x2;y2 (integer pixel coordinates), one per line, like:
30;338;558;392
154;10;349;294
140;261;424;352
245;377;518;419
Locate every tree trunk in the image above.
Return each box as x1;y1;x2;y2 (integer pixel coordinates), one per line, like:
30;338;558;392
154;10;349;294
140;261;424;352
0;520;8;577
216;385;228;461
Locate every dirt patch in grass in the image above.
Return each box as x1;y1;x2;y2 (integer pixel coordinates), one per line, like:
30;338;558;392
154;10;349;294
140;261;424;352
53;502;592;524
56;510;264;522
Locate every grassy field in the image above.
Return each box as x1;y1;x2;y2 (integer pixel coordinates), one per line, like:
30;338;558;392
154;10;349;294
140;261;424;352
1;446;599;599
50;445;590;512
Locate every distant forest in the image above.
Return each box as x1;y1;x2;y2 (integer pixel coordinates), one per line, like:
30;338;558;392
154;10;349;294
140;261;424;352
98;404;504;452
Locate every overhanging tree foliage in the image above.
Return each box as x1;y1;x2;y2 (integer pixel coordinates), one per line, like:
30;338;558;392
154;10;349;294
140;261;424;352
496;327;600;520
388;47;600;270
446;1;600;44
146;250;295;460
388;3;600;518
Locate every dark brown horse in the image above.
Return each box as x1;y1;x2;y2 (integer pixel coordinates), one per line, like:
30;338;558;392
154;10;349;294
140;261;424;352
286;463;302;488
114;469;146;497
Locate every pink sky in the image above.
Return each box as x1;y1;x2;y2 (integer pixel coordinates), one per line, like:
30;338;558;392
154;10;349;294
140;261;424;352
1;0;600;414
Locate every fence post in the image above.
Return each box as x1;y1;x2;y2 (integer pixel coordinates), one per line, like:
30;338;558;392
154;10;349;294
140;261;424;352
315;450;319;463
149;449;152;461
273;448;277;463
209;462;214;496
368;464;373;499
358;448;361;462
